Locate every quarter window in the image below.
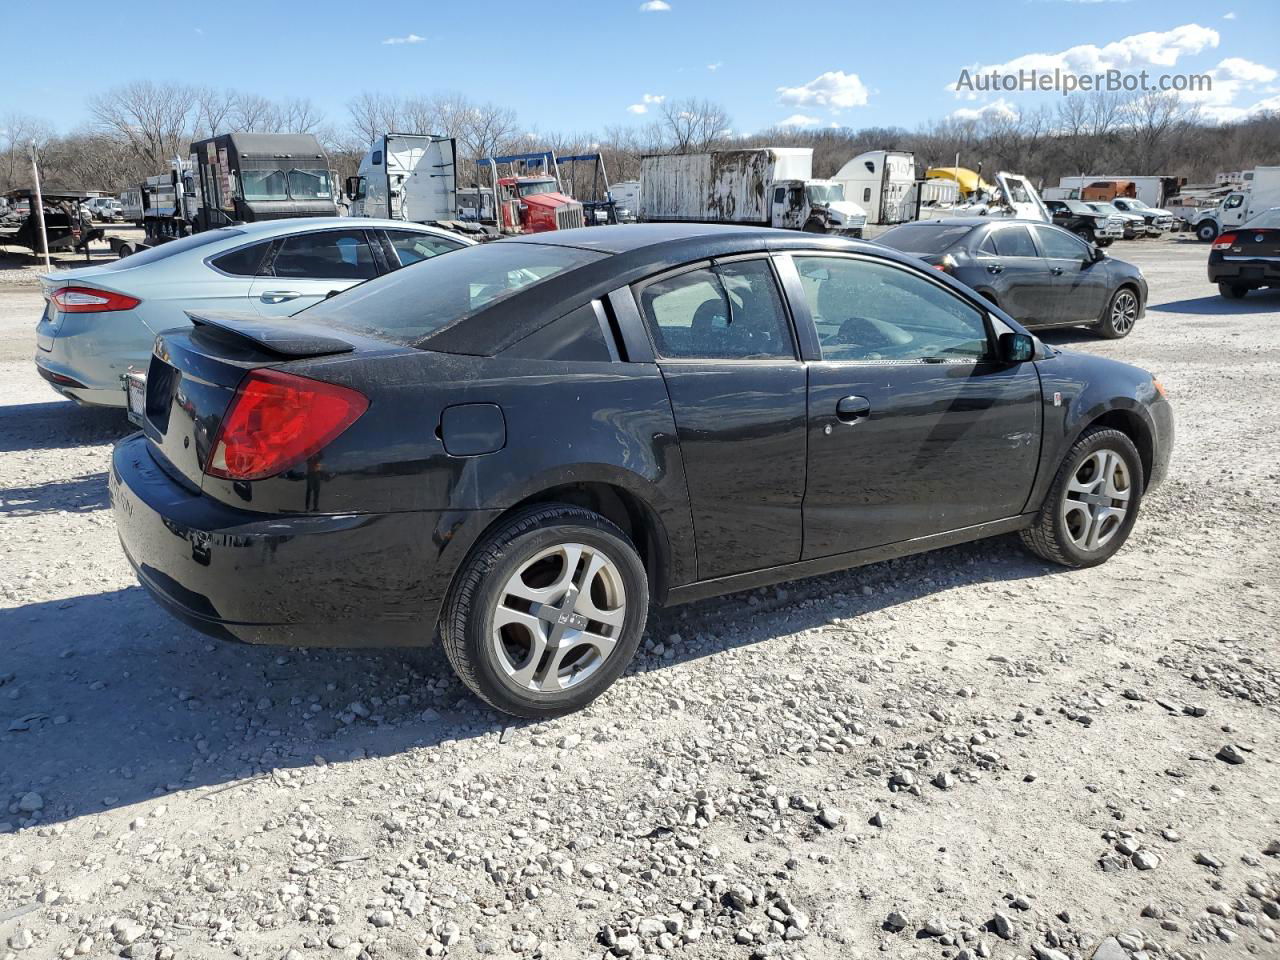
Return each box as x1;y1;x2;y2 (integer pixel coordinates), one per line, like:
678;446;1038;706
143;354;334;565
270;230;378;281
639;260;794;360
210;240;271;277
1034;225;1090;259
793;256;990;363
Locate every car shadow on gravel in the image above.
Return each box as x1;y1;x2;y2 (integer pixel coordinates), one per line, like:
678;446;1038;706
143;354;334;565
0;471;108;515
0;399;132;453
1149;290;1280;315
1;535;1062;830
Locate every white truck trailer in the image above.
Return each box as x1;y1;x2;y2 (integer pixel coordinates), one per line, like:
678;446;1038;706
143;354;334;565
1185;166;1280;242
639;148;867;236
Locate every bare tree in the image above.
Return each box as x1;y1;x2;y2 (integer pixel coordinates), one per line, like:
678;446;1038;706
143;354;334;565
89;81;197;170
0;112;54;193
659;98;730;153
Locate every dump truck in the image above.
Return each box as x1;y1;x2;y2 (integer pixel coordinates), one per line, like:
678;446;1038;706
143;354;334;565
638;148;867;236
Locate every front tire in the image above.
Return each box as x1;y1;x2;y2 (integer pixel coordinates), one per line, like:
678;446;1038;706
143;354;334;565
1196;221;1219;243
1021;427;1144;569
1097;286;1139;339
1218;281;1250;299
441;504;649;718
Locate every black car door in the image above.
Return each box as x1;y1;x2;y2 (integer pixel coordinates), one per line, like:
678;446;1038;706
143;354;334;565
1031;224;1111;324
971;224;1055;325
634;257;807;580
783;252;1041;556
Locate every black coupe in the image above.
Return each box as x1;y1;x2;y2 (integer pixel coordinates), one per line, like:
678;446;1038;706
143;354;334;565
111;224;1173;717
875;218;1147;338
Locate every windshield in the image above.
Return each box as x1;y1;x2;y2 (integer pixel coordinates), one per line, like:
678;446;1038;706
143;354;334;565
1089;203;1119;215
301;241;606;345
1243;208;1280;229
806;183;845;205
1002;178;1033;204
875;222;974;255
517;179;559;198
241;169;288;201
1064;200;1094;215
287;168;333;200
1127;199;1151;210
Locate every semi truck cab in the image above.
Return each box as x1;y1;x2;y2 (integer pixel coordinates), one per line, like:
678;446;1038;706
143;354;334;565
496;176;585;233
769;180;867;236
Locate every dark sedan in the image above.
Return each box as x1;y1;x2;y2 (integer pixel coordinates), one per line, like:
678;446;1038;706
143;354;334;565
1208;207;1280;298
875;218;1147;338
110;224;1173;717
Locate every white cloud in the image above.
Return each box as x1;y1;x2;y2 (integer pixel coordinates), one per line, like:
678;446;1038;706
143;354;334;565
642;93;665;104
382;33;424;45
950;23;1219;98
626;93;665;114
1215;57;1277;84
779;114;821;127
950;98;1020;121
1175;57;1278;119
638;0;670;10
707;62;722;72
626;104;648;115
1223;11;1237;19
777;71;870;111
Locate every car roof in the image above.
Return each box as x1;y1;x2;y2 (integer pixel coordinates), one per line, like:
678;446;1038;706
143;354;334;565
224;217;474;241
503;222;800;255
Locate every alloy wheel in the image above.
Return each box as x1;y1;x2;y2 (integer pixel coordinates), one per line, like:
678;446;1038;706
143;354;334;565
1060;449;1131;552
1110;291;1138;335
491;542;627;693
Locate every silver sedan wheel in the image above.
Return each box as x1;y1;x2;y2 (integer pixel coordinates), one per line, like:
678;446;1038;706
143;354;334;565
1060;449;1131;552
491;543;627;694
1110;290;1138;334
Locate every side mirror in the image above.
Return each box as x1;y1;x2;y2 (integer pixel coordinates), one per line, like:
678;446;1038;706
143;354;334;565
1090;244;1107;262
999;331;1034;364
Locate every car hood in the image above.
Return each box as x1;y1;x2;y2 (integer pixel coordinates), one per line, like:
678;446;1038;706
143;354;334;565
523;192;576;209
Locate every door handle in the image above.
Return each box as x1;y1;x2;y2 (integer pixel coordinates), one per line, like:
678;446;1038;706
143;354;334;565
986;263;1003;274
836;395;871;423
1049;266;1064;275
259;290;301;304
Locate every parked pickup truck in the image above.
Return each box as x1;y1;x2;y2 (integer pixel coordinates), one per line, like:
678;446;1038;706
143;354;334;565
1110;197;1176;236
1044;199;1124;247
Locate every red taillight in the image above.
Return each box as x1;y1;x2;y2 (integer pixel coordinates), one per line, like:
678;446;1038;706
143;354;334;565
50;286;141;313
1212;233;1238;250
205;369;369;481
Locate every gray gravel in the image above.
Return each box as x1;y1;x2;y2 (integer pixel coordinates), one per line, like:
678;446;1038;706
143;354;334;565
2;236;1279;959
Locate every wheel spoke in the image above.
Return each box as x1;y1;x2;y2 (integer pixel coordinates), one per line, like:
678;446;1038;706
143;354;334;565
493;605;549;687
505;543;583;606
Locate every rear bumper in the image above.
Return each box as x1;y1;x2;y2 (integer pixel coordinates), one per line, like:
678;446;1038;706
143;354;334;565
1208;255;1280;286
110;434;494;647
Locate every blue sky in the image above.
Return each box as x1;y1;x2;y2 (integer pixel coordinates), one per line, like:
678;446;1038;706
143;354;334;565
5;0;1279;136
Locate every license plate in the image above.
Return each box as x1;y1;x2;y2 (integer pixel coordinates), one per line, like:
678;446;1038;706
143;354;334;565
124;370;146;426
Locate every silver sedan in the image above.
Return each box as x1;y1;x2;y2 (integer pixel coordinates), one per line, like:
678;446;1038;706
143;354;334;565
35;217;473;407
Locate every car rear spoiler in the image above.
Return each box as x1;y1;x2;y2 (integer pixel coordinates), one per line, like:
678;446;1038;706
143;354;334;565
185;310;355;358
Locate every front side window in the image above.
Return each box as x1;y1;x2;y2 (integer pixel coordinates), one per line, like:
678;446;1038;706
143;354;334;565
794;255;989;363
386;230;465;267
639;260;794;360
270;230;377;281
1225;194;1244;209
1034;225;1090;259
990;225;1039;258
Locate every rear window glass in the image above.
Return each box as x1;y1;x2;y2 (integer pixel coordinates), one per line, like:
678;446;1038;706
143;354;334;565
100;229;245;270
875;223;973;255
302;241;606;344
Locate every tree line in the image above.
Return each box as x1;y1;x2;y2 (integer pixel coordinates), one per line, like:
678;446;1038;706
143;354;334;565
3;81;1278;200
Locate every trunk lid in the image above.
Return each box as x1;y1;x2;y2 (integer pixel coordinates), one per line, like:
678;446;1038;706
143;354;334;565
141;310;363;490
1224;227;1280;260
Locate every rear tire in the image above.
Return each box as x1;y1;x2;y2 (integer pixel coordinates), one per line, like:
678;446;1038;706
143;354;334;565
1097;286;1139;339
1096;238;1113;248
1218;281;1250;299
1021;427;1144;569
1196;221;1219;243
1073;227;1095;245
441;504;649;718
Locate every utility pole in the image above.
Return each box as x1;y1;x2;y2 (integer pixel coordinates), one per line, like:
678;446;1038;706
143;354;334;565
29;141;50;271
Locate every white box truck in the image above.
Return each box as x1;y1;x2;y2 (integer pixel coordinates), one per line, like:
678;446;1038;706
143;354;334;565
1187;166;1280;242
639;148;867;236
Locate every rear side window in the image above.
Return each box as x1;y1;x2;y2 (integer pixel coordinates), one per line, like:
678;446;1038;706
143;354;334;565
1035;225;1090;259
386;230;465;267
638;259;794;360
270;230;377;281
209;240;271;277
991;226;1038;258
502;303;613;362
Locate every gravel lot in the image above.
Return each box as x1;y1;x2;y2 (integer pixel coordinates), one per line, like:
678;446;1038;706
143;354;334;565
2;237;1278;960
